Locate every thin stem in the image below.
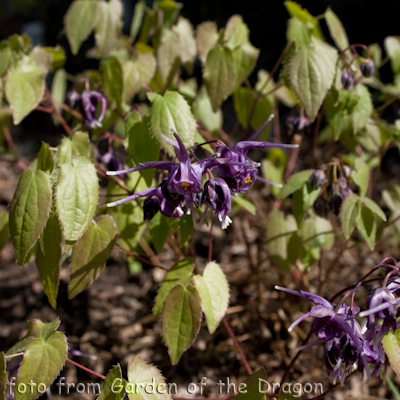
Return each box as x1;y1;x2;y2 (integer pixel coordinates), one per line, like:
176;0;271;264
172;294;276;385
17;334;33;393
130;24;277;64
284;134;302;180
3;126;28;171
208;218;214;263
5;352;24;359
311;108;324;169
53;99;83;119
66;358;106;380
222;317;253;375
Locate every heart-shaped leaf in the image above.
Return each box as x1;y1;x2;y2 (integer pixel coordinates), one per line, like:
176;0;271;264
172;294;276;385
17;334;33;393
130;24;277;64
235;369;266;400
340;194;360;239
10;170;52;266
195;21;218;64
56;155;99;242
68;215;118;299
356;206;376;250
57;131;91;166
98;365;126;400
37;143;54;173
193;262;229;334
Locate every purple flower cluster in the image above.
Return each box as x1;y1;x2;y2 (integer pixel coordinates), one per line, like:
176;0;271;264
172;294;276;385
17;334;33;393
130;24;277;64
276;263;400;384
68;90;107;129
106;119;297;229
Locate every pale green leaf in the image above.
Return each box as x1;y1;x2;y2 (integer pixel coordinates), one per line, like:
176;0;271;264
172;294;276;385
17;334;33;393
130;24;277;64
51;68;67;125
325;8;349;52
93;0;123;58
352;84;372;134
122;53;156;102
5;56;45;125
360;197;386;221
64;0;99;55
148;91;197;156
193;262;229;334
157;28;180;83
232;42;259;90
149;212;170;254
99;365;125;400
127;357;172;400
301;216;334;249
153;258;194;317
340;194;360;238
204;44;236;112
289;37;337;122
287;18;312;46
235;369;265;400
10;170;52;266
352;158;369;197
233;86;253;129
232;195;256;215
101;56;123;109
0;47;13;77
383;330;400;377
37;143;54;173
36;212;62;308
279;169;314;199
223;15;249;50
196;21;218;64
56;155;99;242
179;213;193;246
173;17;196;65
385;36;400;74
0;211;9;251
57;131;91;165
69;215;118;299
192;86;223;133
30;46;53;74
130;1;145;43
16;332;68;400
356;206;376;250
43;45;66;70
162;285;202;365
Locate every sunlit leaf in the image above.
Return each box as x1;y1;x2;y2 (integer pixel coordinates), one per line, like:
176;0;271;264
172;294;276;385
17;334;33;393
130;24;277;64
340;194;360;239
352;158;369;197
385;36;400;74
101;56;123;110
196;21;218;64
223;15;249;50
325;8;349;52
279;169;314;199
192;86;223;133
301;216;334;249
57;131;91;165
130;1;145;43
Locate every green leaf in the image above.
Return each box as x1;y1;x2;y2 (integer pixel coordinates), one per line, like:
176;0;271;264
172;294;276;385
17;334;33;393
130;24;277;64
157;0;181;27
5;56;45;125
93;0;123;58
301;216;334;249
0;353;7;400
195;21;219;64
287;18;312;46
157;28;180;83
386;376;400;400
130;1;145;43
153;258;194;317
162;284;202;365
98;365;126;400
127;357;173;400
385;36;400;74
37;143;54;173
233;87;253;129
383;330;400;376
360;197;386;221
279;169;314;199
122;53;156;102
64;0;99;55
192;86;223;133
16;332;68;400
232;43;260;90
101;56;123;110
325;8;349;52
289;37;337;122
149;212;170;254
69;215;118;299
36;212;62;308
125;112;160;186
356;206;376;250
193;261;229;334
56;155;99;242
235;369;265;400
232;195;256;215
173;17;196;66
57;131;91;165
43;45;66;70
204;44;236;112
9;170;52;266
148;91;197;156
0;47;13;77
284;1;324;40
352;158;370;197
6;319;60;356
340;194;360;238
262;149;287;198
223;15;249;50
179;214;193;246
0;211;9;252
51;68;67;125
352;84;372;134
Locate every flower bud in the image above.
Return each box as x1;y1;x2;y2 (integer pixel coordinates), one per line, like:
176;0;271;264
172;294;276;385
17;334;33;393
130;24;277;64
337;177;348;190
310;170;327;189
341;71;354;90
329;195;342;216
143;195;161;221
314;198;329;218
343;165;352;178
341;187;353;199
360;59;375;77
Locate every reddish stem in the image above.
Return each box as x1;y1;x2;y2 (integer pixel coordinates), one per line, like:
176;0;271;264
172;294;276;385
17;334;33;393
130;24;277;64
66;358;106;380
3;126;28;171
284;134;302;180
222;317;253;375
208;218;214;262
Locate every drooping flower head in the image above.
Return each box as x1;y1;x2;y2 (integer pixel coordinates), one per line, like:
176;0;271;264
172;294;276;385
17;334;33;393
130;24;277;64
204;178;232;229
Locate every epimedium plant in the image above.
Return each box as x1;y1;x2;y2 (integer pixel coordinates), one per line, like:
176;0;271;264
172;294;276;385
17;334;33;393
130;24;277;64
3;0;400;399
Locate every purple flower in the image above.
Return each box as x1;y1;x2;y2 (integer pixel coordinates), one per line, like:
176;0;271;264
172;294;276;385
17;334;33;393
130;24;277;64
286;116;311;131
97;152;126;179
204;178;232;229
68;90;107;129
310;169;327;189
360;59;375;77
341;71;354;90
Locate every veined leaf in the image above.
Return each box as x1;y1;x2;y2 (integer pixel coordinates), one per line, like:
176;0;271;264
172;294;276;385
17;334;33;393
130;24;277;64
57;131;91;165
157;28;180;83
352;158;369;197
37;143;54;173
5;55;45;125
162;285;202;365
101;56;123;110
325;8;349;52
9;170;52;266
279;169;314;199
56;155;98;242
193;262;229;334
383;330;400;377
340;194;360;239
196;21;218;64
153;258;194;317
173;17;196;65
148;91;197;156
51;68;67;125
129;1;145;43
287;17;312;46
352;84;372;134
223;15;249;50
356;206;376;250
68;215;118;299
235;369;266;400
192;86;223;133
301;216;334;249
0;212;9;252
232;42;259;90
385;36;400;74
98;365;125;400
64;0;99;55
360;197;386;221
